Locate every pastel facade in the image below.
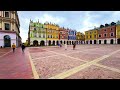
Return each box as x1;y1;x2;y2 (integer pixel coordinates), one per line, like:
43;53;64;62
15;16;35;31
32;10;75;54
68;29;76;45
76;32;85;44
28;20;46;46
0;11;21;47
59;27;68;45
45;22;59;46
97;24;116;44
85;29;98;44
116;21;120;44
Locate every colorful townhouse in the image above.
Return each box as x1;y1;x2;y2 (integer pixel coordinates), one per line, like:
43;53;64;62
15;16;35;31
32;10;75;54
116;21;120;44
0;11;21;47
44;22;59;46
28;20;47;46
76;32;85;44
59;27;68;45
97;23;116;44
68;29;76;45
85;28;98;44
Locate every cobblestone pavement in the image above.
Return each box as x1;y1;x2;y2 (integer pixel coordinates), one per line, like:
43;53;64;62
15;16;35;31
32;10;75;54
1;45;120;79
28;45;120;79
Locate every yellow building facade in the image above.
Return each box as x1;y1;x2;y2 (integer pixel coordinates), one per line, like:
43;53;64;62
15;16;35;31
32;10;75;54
45;22;59;45
116;21;120;44
76;32;85;44
85;29;98;44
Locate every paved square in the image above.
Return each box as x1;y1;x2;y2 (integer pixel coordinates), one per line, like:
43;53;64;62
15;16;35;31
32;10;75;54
28;45;120;79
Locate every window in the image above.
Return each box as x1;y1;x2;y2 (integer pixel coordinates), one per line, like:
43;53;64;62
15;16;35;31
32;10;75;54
5;11;9;17
104;34;107;37
94;31;96;33
111;33;114;36
43;35;45;38
111;28;112;30
51;35;52;38
34;28;36;30
39;35;41;38
34;33;37;37
104;29;106;32
5;23;10;30
90;32;92;34
94;35;96;38
48;35;49;38
86;36;88;39
99;34;101;37
90;35;92;38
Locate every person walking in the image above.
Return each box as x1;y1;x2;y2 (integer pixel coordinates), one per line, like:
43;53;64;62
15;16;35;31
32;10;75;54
65;43;67;50
21;43;26;53
12;43;16;53
73;42;76;50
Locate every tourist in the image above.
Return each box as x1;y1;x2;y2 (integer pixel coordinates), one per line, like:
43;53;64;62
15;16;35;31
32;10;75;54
21;43;26;53
65;43;67;50
73;42;76;50
12;43;16;53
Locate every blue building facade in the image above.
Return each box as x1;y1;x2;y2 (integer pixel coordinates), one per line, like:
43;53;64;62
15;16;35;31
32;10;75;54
68;29;76;44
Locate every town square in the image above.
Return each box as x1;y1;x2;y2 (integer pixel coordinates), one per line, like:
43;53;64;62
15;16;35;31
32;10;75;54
0;11;120;79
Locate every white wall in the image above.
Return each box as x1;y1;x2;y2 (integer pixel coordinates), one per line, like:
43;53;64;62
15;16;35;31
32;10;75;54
0;32;16;47
98;38;116;44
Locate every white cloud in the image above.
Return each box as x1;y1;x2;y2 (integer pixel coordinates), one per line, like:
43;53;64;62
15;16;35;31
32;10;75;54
20;27;28;42
34;14;66;24
80;11;100;32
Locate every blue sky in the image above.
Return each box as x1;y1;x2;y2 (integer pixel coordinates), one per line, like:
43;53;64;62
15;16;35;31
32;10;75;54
18;11;120;42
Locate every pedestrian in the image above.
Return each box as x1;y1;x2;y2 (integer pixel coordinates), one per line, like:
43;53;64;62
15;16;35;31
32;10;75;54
65;43;67;50
21;43;26;53
73;42;76;50
12;43;16;53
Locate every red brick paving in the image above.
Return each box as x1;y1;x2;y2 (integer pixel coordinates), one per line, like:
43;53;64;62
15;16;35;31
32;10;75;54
0;48;33;79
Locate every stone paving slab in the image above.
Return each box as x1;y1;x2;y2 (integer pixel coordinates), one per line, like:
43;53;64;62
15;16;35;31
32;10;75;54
65;65;120;79
68;52;102;61
98;51;120;70
32;55;85;79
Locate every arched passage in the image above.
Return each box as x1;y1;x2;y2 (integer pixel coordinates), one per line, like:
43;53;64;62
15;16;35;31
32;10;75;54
60;40;62;44
110;39;114;44
4;35;11;47
56;41;59;45
64;41;65;44
90;40;92;44
94;40;96;44
117;39;120;44
53;41;55;46
48;40;51;46
104;40;107;44
40;40;45;46
67;41;69;45
33;40;38;46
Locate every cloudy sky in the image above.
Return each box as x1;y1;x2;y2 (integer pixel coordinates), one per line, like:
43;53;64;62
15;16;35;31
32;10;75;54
18;11;120;42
